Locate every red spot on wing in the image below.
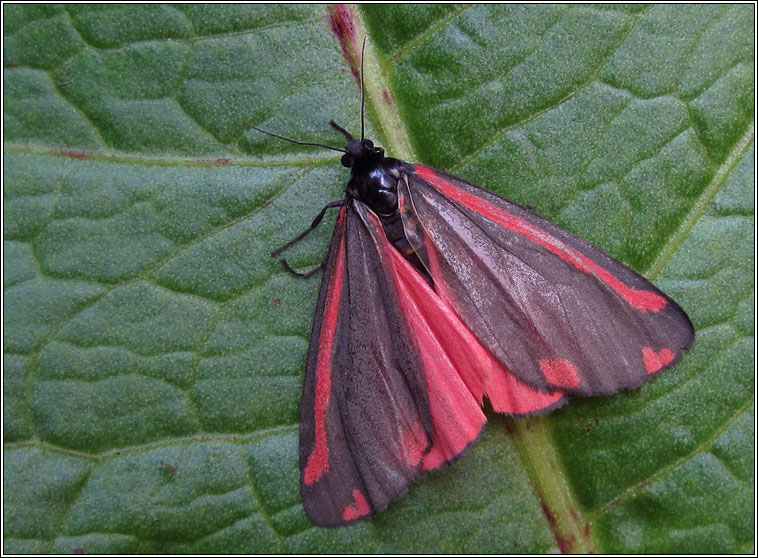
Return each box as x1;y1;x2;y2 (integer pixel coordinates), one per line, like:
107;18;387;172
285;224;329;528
303;209;347;486
642;346;675;374
414;165;667;313
342;489;370;521
539;358;580;389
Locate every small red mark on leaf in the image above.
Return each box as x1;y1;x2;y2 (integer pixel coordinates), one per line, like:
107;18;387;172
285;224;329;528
73;547;84;554
342;488;370;521
541;500;555;527
327;5;359;80
159;460;177;477
539;358;580;389
636;478;652;490
216;157;230;164
382;89;393;105
642;347;675;374
585;418;600;433
558;533;577;553
272;298;281;307
537;489;575;553
328;4;356;41
59;149;88;159
503;417;515;436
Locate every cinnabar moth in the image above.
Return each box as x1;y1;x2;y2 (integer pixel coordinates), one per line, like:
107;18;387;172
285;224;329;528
256;42;694;528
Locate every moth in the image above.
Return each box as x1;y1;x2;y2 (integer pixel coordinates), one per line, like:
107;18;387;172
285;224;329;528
256;43;694;527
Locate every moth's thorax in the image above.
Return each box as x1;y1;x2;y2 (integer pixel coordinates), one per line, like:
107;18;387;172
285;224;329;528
343;139;405;217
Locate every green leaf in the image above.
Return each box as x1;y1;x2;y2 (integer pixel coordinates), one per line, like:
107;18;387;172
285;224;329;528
4;4;753;554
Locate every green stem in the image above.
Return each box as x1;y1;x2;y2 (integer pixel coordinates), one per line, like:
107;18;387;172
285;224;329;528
509;416;598;553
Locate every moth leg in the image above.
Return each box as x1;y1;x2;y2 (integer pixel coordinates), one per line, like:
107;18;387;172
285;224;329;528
329;120;353;140
271;200;345;256
279;257;326;279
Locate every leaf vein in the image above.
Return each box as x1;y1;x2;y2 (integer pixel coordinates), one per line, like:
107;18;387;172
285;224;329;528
590;396;754;519
646;121;754;279
451;10;643;173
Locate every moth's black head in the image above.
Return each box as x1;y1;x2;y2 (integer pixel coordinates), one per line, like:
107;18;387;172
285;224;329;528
341;139;385;169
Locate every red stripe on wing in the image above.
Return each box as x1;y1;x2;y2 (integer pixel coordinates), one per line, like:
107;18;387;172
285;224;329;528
414;165;667;314
304;209;347;486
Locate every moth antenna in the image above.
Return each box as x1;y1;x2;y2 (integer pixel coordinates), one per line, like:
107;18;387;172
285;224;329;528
360;36;366;141
250;126;347;153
